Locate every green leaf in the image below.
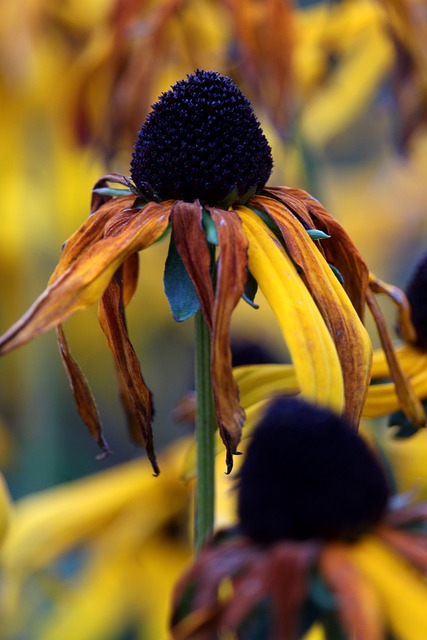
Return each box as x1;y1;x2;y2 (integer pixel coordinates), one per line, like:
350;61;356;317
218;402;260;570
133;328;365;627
164;236;200;322
219;186;238;209
202;209;219;245
92;187;132;198
307;229;331;241
243;270;259;309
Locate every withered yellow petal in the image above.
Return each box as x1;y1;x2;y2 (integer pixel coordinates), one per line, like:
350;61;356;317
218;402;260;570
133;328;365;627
348;536;427;640
237;206;344;414
253;195;372;426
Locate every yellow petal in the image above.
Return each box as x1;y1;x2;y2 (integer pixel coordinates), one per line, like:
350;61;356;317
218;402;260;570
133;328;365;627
234;363;299;409
1;439;190;578
237;206;344;414
348;536;427;640
253;194;372;425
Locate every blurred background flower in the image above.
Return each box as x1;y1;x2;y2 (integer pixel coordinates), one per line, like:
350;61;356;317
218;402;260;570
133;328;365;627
1;0;427;638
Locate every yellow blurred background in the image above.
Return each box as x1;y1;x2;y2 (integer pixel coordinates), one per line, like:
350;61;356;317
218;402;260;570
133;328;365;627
1;0;427;638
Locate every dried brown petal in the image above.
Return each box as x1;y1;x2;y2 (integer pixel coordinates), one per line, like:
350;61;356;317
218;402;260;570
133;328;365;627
209;207;248;470
55;324;111;458
320;544;384;640
366;286;426;429
369;272;417;343
0;201;171;355
377;525;427;573
98;268;158;474
253;195;372;426
172;201;215;332
264;186;369;319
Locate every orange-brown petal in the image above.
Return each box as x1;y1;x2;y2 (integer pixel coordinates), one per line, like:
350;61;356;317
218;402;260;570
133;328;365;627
376;525;427;573
264;186;369;320
319;544;384;640
0;201;171;355
253;195;372;426
208;206;248;470
51;195;136;281
98;267;158;475
171;200;215;332
366;285;426;428
55;324;111;458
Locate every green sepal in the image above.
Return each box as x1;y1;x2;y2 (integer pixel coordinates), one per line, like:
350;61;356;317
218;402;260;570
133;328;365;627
243;270;259;309
307;229;331;241
202;208;219;245
329;263;345;285
251;207;282;236
164;235;200;322
218;186;238;209
92;187;133;198
237;185;257;205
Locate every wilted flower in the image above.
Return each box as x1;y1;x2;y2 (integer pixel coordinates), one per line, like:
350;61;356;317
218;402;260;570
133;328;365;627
171;397;427;640
0;70;373;473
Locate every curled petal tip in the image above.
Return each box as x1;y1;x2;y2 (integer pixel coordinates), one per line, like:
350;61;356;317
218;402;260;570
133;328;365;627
96;448;113;461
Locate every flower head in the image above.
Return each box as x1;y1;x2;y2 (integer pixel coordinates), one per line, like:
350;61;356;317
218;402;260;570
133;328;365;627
171;398;427;640
238;397;389;543
130;69;273;205
0;71;373;473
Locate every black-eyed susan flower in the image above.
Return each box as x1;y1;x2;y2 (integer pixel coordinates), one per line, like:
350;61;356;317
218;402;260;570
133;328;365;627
171;397;427;640
0;70;373;475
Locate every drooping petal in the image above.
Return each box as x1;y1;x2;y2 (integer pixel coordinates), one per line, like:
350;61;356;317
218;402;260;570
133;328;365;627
253;196;372;426
234;363;299;408
263;187;369;319
369;272;417;344
267;543;314;640
171;201;215;332
55;324;111;459
347;536;427;640
98;263;158;475
208;206;248;468
121;251;139;306
364;345;427;417
319;544;384;640
51;194;136;281
366;286;426;428
0;201;171;355
237;206;345;415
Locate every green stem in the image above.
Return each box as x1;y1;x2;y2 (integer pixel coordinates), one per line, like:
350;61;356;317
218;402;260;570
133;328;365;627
194;309;216;552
